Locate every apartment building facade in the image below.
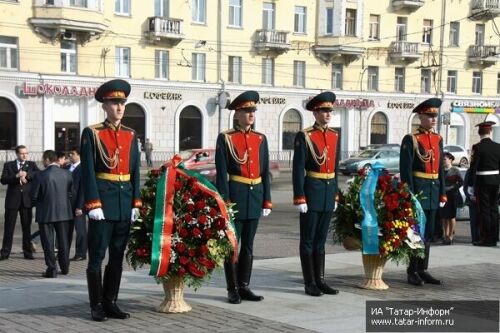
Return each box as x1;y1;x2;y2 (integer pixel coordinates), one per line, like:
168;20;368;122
0;0;499;157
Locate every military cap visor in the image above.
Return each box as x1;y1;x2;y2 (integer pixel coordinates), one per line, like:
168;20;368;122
228;90;260;111
475;121;496;128
413;98;442;114
95;79;131;103
306;91;336;111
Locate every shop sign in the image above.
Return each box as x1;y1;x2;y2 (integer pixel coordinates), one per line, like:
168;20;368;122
387;102;415;109
144;91;182;100
19;82;97;97
334;99;375;109
451;100;500;114
259;96;286;104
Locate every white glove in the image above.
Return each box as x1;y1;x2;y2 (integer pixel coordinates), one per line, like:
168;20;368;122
439;202;446;208
131;208;140;222
467;187;474;196
262;208;271;217
88;208;105;221
296;203;308;213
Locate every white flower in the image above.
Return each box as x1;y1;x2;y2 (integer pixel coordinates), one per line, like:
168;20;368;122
404;227;423;249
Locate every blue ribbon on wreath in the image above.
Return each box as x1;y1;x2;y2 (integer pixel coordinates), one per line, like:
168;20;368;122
360;162;384;255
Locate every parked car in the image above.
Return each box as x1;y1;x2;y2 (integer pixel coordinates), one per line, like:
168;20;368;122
339;149;400;175
187;161;280;185
443;144;469;168
180;148;215;168
360;143;400;151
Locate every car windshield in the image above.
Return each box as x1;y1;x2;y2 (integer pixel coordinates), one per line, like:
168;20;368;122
357;150;378;158
179;150;195;160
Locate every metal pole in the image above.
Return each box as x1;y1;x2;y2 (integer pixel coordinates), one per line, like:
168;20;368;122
217;0;223;133
437;0;446;134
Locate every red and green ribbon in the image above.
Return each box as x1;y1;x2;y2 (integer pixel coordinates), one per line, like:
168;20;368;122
150;155;238;278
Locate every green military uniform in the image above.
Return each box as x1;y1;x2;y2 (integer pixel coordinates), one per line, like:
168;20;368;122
81;79;142;321
292;91;340;297
215;90;272;304
399;97;445;286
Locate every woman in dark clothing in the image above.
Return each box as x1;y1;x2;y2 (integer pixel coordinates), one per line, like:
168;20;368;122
440;152;463;245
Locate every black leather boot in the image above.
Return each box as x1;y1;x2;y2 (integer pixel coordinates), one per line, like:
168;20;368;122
237;254;263;301
417;242;441;285
87;271;108;322
300;252;322;296
224;260;241;304
103;265;130;319
313;250;339;295
407;257;424;286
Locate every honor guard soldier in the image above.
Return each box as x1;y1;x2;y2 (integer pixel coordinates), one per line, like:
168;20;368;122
468;121;500;247
81;79;142;321
215;90;272;304
292;91;340;297
400;98;446;286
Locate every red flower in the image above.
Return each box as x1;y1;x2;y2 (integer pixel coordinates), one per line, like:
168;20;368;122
195;200;206;210
188;249;196;257
187;262;205;278
198;215;208;225
199;244;209;255
191;187;200;195
215;217;226;230
175;242;186;253
179;228;189;238
174;181;183;191
197;257;215;270
203;228;212;238
192;227;202;238
135;248;146;257
184;214;193;223
177;267;186;277
179;256;189;265
183;193;191;202
209;208;218;217
186;204;195;212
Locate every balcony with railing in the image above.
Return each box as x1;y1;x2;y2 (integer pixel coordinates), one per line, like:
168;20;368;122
389;41;421;61
471;0;500;19
254;29;291;55
314;36;365;64
468;45;500;64
30;0;107;43
392;0;425;11
145;17;184;45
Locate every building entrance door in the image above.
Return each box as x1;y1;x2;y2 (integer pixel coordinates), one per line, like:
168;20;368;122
55;122;80;152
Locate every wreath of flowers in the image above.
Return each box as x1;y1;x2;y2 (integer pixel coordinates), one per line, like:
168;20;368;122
331;169;425;265
127;166;235;289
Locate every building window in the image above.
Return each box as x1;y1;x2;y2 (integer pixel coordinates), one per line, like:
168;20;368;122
179;106;202;151
0;97;17;150
192;0;206;24
370;112;388;145
367;66;378;91
61;40;76;74
421;69;431;93
497;73;500;94
70;0;87;7
447;70;457;93
396;17;407;41
475;24;485;46
345;9;356;36
294;6;306;34
115;0;130;15
192;53;206;81
325;8;333;35
155;50;169;79
472;71;482;94
369;15;380;40
395;67;405;92
155;0;169;17
115;47;130;77
122;104;146;145
282;109;301;150
331;64;343;90
228;56;242;83
449;21;459;47
293;61;305;87
46;0;54;4
422;19;433;44
262;58;274;85
0;36;18;70
263;2;275;30
229;0;242;27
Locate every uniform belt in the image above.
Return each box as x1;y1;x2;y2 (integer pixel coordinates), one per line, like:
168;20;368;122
96;172;130;182
412;171;439;180
229;175;262;185
306;171;336;179
476;170;500;175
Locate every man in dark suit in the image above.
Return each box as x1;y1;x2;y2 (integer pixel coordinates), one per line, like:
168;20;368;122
468;121;500;247
216;90;272;304
293;91;340;297
400;98;446;286
31;150;73;278
67;147;87;261
81;79;141;321
0;145;40;260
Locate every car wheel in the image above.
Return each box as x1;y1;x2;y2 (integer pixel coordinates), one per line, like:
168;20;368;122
459;157;469;168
